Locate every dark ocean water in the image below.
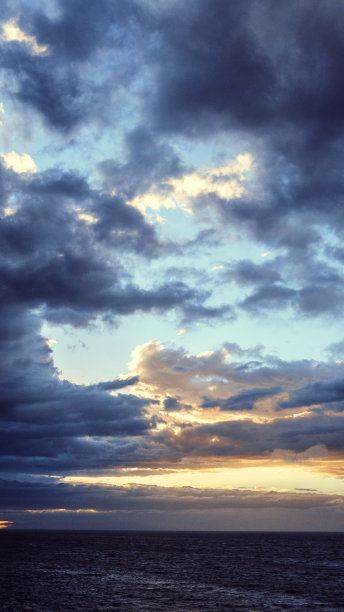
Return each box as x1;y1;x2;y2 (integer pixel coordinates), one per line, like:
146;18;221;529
0;531;343;611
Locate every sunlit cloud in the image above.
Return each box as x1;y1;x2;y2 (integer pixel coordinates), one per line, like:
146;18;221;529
177;328;186;336
25;508;104;514
76;209;99;224
2;207;15;217
127;154;253;215
61;462;344;494
0;520;13;529
0;151;37;174
127;340;293;414
45;338;57;349
2;18;48;54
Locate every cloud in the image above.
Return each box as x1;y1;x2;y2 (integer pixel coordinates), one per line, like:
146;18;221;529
240;284;297;313
99;126;186;202
156;411;344;461
1;479;343;514
127;154;252;216
0;305;155;474
177;328;186;336
0;166;222;326
0;1;149;132
123;0;344;277
2;0;344;274
147;0;344;149
239;280;344;318
212;254;344;319
128;340;341;417
32;0;143;61
278;379;344;412
224;259;282;286
0;301;343;477
1;18;48;54
0;152;37;174
149;0;275;135
202;386;282;411
91;377;139;392
163;396;191;412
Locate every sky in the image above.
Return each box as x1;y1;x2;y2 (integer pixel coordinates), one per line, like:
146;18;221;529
1;0;344;531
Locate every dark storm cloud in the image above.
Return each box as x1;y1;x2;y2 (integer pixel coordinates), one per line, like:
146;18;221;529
149;0;344;143
150;0;275;135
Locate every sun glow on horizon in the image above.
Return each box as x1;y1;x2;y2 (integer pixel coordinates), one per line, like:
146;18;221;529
60;462;344;495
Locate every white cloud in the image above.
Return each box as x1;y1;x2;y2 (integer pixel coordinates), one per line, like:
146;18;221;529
127;154;253;215
2;18;48;55
0;151;37;174
75;209;99;224
177;328;187;336
46;339;57;349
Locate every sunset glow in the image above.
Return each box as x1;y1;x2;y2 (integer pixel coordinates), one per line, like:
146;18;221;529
0;521;13;529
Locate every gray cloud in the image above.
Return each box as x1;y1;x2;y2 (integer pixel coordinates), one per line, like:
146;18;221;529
202;386;282;411
156;412;344;460
1;479;342;513
278;379;344;412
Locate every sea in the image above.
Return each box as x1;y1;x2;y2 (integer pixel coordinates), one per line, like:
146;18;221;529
0;531;343;611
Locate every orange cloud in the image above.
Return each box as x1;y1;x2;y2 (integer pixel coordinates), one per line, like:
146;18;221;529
0;520;13;529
